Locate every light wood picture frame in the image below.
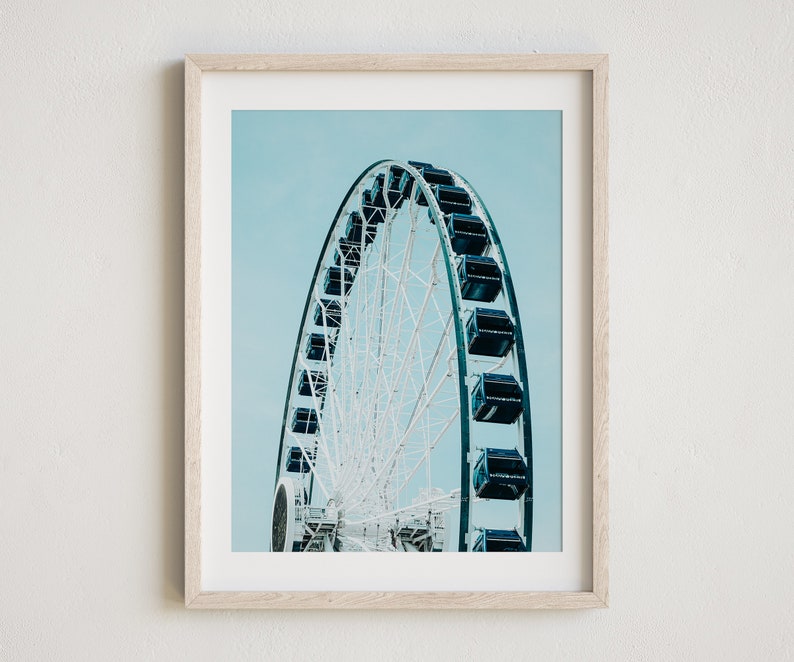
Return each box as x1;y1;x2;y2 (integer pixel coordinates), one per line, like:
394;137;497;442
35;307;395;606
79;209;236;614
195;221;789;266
185;53;608;609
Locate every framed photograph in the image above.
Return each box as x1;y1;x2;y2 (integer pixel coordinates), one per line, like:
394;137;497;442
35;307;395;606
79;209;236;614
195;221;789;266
185;54;608;608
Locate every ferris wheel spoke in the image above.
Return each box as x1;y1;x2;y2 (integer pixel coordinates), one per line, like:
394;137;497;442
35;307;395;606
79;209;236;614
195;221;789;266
356;240;419;457
394;409;460;499
284;432;333;501
346;488;462;528
383;336;451;475
366;247;443;432
340;227;374;484
338;278;455;505
354;227;389;457
397;343;457;443
338;304;434;496
342;346;457;514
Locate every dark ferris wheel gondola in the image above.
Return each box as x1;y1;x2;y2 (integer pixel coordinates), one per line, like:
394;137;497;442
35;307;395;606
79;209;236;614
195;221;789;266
271;160;533;552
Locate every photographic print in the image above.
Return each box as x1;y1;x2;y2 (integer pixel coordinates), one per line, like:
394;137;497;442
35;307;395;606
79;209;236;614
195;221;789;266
231;111;562;554
185;54;608;606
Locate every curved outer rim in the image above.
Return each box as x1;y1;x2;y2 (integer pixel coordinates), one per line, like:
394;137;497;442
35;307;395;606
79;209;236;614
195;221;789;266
273;159;533;552
274;159;390;495
450;170;534;551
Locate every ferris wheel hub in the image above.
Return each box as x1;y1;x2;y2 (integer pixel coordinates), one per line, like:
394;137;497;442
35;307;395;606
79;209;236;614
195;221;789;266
271;477;340;552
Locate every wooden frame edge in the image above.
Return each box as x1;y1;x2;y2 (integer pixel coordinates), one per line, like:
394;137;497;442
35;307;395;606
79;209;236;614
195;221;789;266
187;590;606;610
185;53;609;72
184;53;609;609
185;54;203;607
591;55;610;607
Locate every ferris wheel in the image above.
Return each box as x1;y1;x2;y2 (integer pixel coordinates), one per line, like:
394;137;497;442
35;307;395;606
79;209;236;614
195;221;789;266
270;160;533;553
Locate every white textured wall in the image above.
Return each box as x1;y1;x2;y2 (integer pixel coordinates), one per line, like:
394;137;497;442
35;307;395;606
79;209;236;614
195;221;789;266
2;1;792;659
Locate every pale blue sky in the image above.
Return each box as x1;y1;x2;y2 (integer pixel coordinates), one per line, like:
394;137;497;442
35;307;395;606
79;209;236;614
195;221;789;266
232;110;562;551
